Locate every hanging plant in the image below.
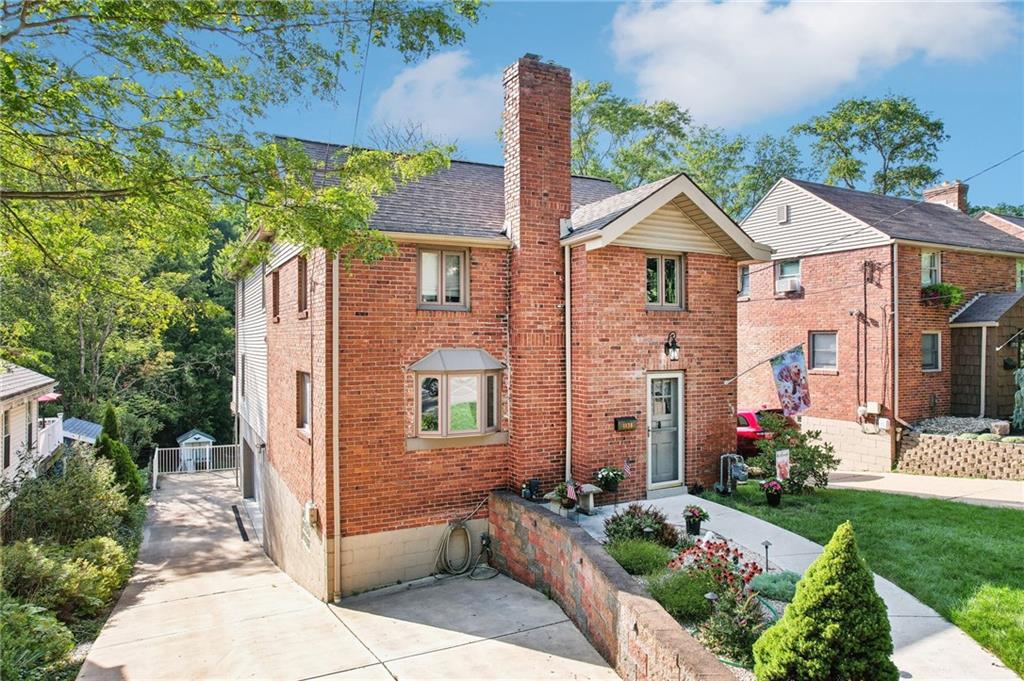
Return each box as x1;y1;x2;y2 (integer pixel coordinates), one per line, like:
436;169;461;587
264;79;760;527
921;283;964;308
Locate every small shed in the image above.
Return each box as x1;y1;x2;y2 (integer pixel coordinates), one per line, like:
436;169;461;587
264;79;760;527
950;291;1024;418
63;417;102;445
176;429;216;472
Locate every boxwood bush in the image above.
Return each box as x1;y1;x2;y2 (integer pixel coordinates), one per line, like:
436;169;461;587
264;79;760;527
648;569;718;623
0;593;75;681
606;539;671;576
603;503;680;547
750;570;801;602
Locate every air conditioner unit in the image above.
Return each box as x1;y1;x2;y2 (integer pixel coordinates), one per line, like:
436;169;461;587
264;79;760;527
784;278;801;292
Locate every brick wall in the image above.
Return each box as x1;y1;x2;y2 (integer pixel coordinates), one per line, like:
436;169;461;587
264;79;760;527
336;244;510;538
264;250;333;597
488;492;732;681
572;246;739;494
897;432;1023;480
737;246;893;420
504;55;572;489
896;245;1015;421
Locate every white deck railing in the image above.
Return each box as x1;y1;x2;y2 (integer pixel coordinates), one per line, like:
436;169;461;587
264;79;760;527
152;444;239;489
36;415;63;460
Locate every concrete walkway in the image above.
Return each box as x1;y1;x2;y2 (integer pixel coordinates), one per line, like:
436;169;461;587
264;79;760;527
831;470;1024;509
579;492;1019;681
79;472;617;681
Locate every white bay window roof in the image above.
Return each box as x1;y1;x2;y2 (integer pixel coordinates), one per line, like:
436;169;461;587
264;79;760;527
409;348;504;373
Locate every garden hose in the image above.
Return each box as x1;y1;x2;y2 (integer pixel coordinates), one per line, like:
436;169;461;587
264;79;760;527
433;495;498;579
756;594;781;621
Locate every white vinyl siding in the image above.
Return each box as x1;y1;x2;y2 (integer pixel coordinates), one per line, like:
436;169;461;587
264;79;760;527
612;204;728;255
236;250;276;441
0;400;31;477
741;180;889;260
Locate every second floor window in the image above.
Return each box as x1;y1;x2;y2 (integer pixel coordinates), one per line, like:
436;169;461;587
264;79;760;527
646;254;684;308
738;265;750;298
271;271;280;318
419;249;467;309
297;256;308;313
775;259;801;293
922;332;941;371
921;251;941;286
1017;260;1024;292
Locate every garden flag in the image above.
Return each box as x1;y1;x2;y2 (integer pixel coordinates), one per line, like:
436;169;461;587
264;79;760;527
623;460;633;477
775;448;791;480
770;346;811;416
567;482;577;501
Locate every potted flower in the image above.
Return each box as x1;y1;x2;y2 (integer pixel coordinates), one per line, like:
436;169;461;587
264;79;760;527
683;504;709;535
761;479;783;507
553;482;577;509
595;466;625;492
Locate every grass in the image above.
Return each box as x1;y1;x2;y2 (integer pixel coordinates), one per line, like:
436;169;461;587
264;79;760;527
714;483;1024;675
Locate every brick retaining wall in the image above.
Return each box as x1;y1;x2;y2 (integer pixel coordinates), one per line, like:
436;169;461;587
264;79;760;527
488;492;732;681
897;432;1023;480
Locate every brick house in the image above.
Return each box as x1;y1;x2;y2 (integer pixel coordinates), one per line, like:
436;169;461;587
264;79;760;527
737;178;1024;471
979;211;1024;243
233;54;769;600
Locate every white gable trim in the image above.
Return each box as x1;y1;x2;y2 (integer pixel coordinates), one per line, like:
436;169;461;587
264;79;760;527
980;211;1024;232
562;173;771;260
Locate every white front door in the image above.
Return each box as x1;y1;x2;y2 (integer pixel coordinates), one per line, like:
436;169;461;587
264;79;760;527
647;372;684;490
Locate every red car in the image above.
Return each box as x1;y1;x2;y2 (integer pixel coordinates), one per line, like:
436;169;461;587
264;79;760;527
736;408;792;455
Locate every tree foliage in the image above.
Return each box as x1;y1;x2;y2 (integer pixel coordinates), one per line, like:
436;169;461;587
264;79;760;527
971;202;1024;218
792;95;947;197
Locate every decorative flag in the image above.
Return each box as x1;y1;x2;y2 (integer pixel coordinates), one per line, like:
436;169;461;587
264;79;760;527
775;448;791;480
769;346;811;416
566;482;578;501
623;460;633;477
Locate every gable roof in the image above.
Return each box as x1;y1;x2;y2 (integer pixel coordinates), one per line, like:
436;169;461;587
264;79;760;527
176;428;216;444
63;417;103;442
285;137;620;241
950;291;1024;325
0;362;57;402
983;212;1024;231
787;179;1024;256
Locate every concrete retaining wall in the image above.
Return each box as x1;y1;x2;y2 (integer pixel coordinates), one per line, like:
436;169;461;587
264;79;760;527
897;432;1024;480
801;415;894;472
488;491;732;681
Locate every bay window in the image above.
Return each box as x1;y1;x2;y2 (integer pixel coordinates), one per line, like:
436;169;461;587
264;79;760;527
410;348;504;438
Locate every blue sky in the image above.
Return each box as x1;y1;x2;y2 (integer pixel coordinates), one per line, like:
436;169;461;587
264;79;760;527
260;1;1024;207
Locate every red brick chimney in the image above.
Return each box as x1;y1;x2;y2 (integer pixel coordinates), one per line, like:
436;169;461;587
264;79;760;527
923;180;969;213
503;54;572;488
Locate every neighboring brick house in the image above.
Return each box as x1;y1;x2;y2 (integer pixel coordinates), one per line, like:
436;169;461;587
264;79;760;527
233;54;769;600
737;178;1024;471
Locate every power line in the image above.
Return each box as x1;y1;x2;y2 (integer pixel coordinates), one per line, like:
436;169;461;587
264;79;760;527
350;0;376;146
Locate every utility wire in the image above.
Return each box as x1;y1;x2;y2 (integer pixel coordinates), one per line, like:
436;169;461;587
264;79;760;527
350;0;376;146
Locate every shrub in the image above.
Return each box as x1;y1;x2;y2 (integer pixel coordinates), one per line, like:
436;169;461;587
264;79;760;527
603;503;680;548
0;593;75;681
699;589;767;667
669;538;762;593
648;569;718;623
958;432;979;440
2;538;129;622
753;521;897;681
109;438;145;503
976;433;1002;442
750;571;801;602
606;539;671;576
1002;436;1024;444
101;403;121;443
6;448;128;544
751;413;839;493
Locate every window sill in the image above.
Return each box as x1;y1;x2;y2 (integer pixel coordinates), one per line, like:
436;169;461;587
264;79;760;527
809;369;839;376
774;290;804;300
296;427;311;444
922;368;942;373
645;306;687;313
737;296;750;302
406;431;508;451
417;304;470;312
297;310;309;320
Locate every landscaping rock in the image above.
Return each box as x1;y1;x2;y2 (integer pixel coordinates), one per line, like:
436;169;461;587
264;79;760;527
991;421;1010;436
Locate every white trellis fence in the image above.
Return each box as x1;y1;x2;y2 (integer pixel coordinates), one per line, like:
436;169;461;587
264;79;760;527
152;444;239;489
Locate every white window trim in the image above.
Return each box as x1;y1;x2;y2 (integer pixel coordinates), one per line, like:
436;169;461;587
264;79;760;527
921;250;941;287
418;248;469;311
646;254;685;309
1016;259;1024;292
809;331;838;370
416;369;501;438
297;371;312;431
922;331;942;372
774;259;802;293
738;265;750;298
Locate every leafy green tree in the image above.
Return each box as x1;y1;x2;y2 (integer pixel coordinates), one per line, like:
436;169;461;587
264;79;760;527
971;202;1024;218
792;95;947;197
101;404;121;443
753;521;898;681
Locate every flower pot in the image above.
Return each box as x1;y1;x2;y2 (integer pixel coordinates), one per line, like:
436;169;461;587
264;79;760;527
685;517;702;535
766;490;782;507
602;479;620;493
560;498;577;509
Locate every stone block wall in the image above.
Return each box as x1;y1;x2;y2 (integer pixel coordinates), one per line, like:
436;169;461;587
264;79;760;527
488;491;732;681
801;415;894;472
897;432;1024;480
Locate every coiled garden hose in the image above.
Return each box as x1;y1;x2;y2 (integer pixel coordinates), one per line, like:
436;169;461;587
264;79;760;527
432;496;498;580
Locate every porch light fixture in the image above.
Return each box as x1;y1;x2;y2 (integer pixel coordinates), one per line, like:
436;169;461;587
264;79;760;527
664;332;680;361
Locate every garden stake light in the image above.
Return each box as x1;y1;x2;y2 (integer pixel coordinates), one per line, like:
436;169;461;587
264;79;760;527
762;540;772;571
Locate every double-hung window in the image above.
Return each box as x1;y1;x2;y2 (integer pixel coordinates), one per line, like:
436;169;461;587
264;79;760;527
296;371;311;431
2;410;10;469
1016;260;1024;292
646;254;684;309
921;251;941;286
738;265;750;298
297;256;308;314
419;249;467;309
418;371;501;437
775;259;801;293
810;332;838;370
25;402;33;451
922;333;941;371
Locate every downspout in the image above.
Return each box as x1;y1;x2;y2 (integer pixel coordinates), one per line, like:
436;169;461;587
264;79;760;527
980;326;987;418
564;244;572;482
331;253;341;600
892;243;900;422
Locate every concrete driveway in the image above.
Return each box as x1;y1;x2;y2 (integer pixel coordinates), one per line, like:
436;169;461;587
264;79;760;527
830;470;1024;509
79;472;618;681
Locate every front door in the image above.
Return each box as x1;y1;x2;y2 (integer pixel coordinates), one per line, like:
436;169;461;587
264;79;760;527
647;373;683;489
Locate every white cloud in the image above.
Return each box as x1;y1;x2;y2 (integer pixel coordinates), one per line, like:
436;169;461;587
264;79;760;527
372;50;502;143
612;1;1017;127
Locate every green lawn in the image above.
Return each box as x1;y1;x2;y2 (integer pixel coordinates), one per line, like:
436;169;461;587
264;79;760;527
714;483;1024;675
